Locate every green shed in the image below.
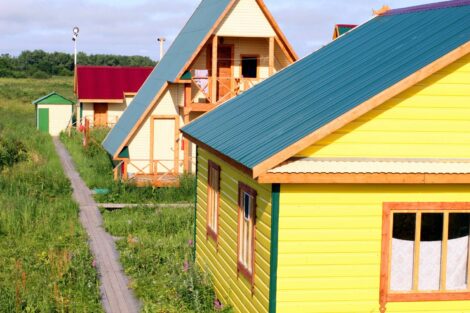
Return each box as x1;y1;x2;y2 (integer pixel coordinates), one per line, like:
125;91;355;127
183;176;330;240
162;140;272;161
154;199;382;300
32;92;75;136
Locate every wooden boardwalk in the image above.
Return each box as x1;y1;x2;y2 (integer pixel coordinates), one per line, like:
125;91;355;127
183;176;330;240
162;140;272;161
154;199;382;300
53;138;140;313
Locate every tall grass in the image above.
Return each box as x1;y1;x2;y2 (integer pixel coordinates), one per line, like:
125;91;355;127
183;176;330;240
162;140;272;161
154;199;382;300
102;206;232;313
0;77;102;312
60;128;195;204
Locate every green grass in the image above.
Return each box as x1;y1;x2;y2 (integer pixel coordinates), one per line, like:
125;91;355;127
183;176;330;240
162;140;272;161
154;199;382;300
60;128;195;204
102;206;232;313
0;77;103;312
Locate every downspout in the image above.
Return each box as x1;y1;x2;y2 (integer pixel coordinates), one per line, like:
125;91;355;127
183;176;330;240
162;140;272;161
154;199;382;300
269;184;280;313
192;146;199;261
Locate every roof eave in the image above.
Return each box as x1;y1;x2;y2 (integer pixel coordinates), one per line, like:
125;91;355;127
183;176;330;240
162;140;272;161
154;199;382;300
181;130;253;177
251;40;470;178
257;172;470;184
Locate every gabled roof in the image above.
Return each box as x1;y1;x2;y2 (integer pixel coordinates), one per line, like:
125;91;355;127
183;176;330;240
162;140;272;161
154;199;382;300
181;0;470;178
103;0;297;158
32;92;74;105
333;24;357;39
75;66;153;101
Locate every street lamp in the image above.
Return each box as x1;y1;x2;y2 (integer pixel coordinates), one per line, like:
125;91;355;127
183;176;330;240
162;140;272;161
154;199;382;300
72;27;79;68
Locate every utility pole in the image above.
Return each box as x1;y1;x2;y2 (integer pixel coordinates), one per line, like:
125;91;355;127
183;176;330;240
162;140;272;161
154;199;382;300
157;37;166;61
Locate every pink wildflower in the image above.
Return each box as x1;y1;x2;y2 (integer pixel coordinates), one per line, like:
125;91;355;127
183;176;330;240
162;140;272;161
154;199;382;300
183;260;190;272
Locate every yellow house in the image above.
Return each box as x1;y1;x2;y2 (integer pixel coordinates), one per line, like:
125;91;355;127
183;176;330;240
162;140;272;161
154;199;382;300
102;0;297;186
181;2;470;312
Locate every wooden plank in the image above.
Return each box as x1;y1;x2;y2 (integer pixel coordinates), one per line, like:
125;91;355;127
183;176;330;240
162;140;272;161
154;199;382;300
441;212;449;290
98;203;193;210
212;35;218;103
413;212;422;291
268;37;275;76
53;138;140;313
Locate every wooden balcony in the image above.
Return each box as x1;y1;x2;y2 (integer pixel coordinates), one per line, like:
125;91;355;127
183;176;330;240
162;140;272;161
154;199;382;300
183;74;264;114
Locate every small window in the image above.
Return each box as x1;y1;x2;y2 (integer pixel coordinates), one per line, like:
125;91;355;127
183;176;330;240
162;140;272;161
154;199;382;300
237;182;257;284
241;56;258;78
206;160;220;241
380;202;470;311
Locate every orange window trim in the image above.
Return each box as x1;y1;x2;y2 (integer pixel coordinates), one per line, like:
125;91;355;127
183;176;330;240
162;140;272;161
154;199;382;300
206;160;221;243
237;182;257;287
380;202;470;313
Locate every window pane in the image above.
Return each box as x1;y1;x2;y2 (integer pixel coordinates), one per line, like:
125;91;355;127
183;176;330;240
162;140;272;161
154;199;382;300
446;213;469;290
244;193;250;220
419;213;443;291
241;57;257;78
391;213;415;291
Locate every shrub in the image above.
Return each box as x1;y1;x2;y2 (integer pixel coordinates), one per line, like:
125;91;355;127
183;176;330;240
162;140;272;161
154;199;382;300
0;136;28;170
31;70;50;79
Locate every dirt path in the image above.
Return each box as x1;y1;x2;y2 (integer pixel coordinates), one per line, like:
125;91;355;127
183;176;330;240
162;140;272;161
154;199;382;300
53;137;140;313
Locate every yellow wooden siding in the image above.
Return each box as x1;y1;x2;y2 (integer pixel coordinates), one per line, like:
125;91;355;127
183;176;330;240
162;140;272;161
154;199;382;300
197;148;272;313
298;54;470;158
81;102;94;124
215;0;275;38
37;104;73;136
107;102;127;126
126;84;183;174
277;184;470;313
224;37;272;79
274;43;290;73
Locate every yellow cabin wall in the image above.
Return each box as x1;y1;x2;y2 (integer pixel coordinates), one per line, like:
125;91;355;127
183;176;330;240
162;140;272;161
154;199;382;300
196;148;272;313
215;0;275;37
126;84;184;174
277;183;470;313
298;54;470;158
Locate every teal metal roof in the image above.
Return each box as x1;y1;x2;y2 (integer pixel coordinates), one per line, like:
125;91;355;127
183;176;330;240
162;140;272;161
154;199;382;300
103;0;232;156
32;92;74;105
182;2;470;170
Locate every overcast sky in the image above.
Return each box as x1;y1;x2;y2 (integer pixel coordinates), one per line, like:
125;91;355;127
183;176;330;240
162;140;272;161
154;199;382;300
0;0;443;60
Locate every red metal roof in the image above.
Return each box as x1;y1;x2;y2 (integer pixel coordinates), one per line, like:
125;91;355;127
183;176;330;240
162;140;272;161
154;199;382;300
75;66;153;100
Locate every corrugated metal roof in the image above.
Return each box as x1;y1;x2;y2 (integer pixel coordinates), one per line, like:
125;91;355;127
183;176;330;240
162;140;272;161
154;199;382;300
32;92;74;105
76;66;153;100
269;158;470;174
102;0;232;157
182;2;470;171
336;24;357;37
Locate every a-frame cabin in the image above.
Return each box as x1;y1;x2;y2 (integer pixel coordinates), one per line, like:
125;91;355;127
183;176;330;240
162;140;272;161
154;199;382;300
102;0;297;186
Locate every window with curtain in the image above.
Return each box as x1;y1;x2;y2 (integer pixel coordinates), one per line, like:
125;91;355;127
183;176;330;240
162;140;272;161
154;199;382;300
381;202;470;308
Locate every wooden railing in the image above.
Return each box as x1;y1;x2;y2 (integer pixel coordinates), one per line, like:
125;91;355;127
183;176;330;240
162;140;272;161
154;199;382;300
113;158;196;185
190;72;264;105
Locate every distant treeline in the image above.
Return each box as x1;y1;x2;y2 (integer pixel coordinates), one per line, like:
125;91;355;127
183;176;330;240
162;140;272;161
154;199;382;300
0;50;157;79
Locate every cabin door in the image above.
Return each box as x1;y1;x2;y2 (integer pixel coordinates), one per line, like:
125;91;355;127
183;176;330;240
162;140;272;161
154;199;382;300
151;116;179;174
38;108;49;133
94;103;108;127
217;45;233;102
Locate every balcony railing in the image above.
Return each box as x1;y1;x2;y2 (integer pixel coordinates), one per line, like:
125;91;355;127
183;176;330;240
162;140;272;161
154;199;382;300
190;69;264;106
113;158;196;187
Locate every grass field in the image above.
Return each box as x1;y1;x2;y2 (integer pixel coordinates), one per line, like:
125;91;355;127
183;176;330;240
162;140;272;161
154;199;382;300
0;77;102;312
60;128;195;204
102;206;232;313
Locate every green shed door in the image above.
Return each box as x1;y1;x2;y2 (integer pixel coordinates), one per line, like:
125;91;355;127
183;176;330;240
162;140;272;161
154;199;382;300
38;108;49;133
